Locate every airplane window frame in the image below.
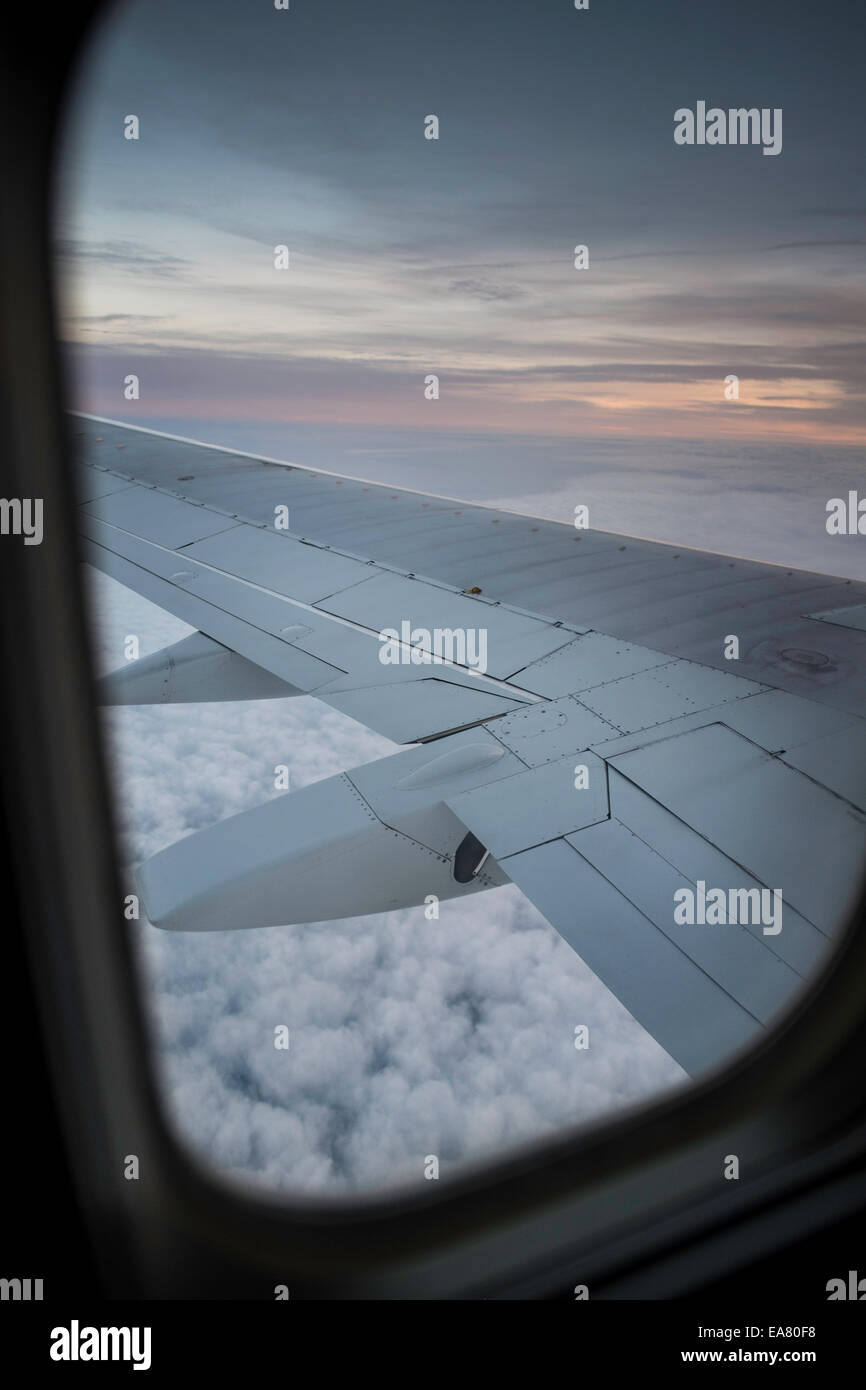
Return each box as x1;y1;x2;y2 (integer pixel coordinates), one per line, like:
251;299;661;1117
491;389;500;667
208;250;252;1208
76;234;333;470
3;0;866;1299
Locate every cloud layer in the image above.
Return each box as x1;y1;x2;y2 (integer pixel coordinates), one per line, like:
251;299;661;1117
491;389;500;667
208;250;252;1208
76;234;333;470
88;568;685;1194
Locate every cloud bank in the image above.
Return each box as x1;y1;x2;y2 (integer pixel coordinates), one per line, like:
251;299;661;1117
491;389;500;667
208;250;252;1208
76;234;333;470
87;567;685;1194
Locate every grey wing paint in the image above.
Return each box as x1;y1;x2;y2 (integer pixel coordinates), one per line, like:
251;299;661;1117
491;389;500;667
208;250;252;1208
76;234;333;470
75;414;866;1075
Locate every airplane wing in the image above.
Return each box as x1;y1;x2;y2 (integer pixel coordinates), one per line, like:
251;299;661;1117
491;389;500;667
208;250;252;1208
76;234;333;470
74;413;866;1074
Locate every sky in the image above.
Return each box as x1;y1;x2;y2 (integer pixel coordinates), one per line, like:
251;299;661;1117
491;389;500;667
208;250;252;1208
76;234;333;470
54;0;865;1192
56;0;866;456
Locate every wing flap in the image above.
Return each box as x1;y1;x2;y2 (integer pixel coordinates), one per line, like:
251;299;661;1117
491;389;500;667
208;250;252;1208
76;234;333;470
606;768;828;975
502;838;762;1075
562;816;801;1024
609;723;866;931
447;752;609;859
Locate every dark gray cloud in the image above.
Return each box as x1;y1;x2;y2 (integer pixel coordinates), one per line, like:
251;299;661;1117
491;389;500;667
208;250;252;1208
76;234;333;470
447;278;524;303
55;238;191;277
73;312;171;322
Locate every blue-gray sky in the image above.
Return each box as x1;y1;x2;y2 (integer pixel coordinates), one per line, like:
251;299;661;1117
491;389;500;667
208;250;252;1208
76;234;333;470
56;0;866;451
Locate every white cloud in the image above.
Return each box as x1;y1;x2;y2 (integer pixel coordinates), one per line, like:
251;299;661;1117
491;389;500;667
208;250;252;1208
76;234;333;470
87;566;686;1193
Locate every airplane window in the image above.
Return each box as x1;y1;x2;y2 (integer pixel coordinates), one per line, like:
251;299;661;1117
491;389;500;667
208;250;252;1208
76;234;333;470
53;0;866;1196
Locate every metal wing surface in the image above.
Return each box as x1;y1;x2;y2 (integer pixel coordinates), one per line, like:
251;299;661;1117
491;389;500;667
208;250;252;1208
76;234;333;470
75;414;866;1074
